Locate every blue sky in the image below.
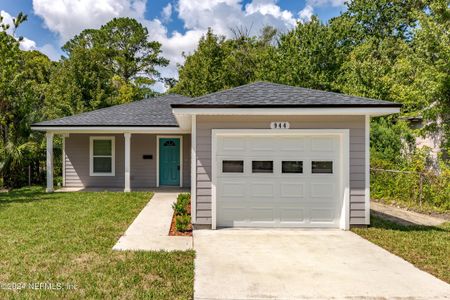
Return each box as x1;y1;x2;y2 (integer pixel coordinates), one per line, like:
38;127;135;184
0;0;347;83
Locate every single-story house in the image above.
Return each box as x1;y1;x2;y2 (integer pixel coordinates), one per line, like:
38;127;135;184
32;81;401;229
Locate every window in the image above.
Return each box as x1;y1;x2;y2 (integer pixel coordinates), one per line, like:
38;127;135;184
252;161;273;173
312;161;333;174
163;140;176;147
222;160;244;173
282;161;303;174
90;137;115;176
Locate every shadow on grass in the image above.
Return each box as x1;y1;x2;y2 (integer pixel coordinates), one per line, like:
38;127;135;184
369;213;449;233
0;186;56;205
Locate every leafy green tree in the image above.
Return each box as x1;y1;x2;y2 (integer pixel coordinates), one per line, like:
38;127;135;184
171;27;277;97
47;17;169;118
344;0;425;40
270;16;343;91
0;14;53;187
171;29;227;97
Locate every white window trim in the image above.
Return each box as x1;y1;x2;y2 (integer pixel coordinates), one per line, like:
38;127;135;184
89;136;115;176
211;129;350;230
156;135;183;188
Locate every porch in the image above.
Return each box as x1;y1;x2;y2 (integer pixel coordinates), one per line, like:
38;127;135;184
44;132;191;193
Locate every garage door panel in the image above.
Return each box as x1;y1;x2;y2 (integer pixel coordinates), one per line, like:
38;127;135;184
280;182;305;198
217;137;246;155
311;136;337;152
249;208;275;222
310;183;336;198
278;137;306;152
220;181;246;197
309;208;338;223
216;134;342;228
249;137;276;153
250;182;275;198
280;208;306;223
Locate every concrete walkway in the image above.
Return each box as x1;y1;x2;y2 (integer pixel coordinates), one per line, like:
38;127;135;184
113;191;192;251
371;201;447;226
194;229;450;300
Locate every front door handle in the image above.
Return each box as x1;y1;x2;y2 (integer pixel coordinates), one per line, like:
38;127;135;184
177;165;180;170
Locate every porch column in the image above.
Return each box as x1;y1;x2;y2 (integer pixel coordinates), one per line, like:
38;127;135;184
46;132;54;193
124;132;131;192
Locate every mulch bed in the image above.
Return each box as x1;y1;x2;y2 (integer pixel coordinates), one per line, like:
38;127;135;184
168;203;193;236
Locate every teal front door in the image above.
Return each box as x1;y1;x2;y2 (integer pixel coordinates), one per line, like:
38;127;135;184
159;138;181;186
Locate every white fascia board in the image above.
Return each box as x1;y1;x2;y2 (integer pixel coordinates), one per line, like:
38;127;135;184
30;126;190;134
172;107;400;116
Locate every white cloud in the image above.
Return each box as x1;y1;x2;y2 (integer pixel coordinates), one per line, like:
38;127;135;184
176;0;297;37
31;0;305;91
299;5;314;22
32;0;147;41
19;37;37;50
161;3;173;23
1;10;42;53
1;10;15;34
299;0;347;22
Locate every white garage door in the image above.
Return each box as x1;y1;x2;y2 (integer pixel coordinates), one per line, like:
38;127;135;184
215;134;343;228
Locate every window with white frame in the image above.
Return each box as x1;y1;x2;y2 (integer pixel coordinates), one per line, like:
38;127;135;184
90;137;115;176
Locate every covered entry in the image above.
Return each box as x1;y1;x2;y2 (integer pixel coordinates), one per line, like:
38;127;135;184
212;130;349;229
157;136;183;187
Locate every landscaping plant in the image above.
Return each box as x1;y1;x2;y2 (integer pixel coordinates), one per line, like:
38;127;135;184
172;193;191;232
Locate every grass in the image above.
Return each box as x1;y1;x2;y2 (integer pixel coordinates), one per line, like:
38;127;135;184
352;215;450;283
0;187;194;299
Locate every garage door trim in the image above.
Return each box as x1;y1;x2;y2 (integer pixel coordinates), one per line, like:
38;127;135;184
211;129;350;230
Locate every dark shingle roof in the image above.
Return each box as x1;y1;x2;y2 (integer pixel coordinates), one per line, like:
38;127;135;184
32;94;190;127
172;81;402;108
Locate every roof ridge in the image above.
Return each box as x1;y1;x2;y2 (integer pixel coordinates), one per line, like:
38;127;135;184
188;81;264;103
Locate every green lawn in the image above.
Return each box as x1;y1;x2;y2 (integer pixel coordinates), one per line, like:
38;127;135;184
352;215;450;283
0;187;194;299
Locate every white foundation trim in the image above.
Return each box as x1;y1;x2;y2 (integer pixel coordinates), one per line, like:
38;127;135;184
211;129;350;230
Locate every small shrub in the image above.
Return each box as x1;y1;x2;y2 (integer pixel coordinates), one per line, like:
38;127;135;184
172;201;187;216
177;193;190;206
172;193;190;216
176;215;191;232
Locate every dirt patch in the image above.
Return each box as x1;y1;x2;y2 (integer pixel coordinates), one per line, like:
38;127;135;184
372;199;450;221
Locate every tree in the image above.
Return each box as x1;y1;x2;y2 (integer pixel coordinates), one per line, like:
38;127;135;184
171;27;277;97
343;0;425;40
0;15;53;187
47;17;169;117
270;16;343;91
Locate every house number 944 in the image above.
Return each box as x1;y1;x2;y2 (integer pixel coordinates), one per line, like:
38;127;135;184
270;122;290;129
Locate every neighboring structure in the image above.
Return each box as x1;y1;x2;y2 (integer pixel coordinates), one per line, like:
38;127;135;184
32;82;401;229
404;116;444;162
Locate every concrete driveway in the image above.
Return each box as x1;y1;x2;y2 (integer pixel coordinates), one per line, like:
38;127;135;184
194;229;450;300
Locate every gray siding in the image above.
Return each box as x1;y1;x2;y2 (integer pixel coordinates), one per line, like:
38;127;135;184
195;115;367;226
64;133;190;188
